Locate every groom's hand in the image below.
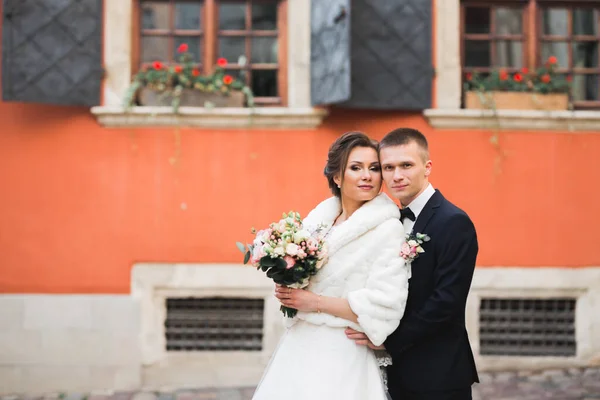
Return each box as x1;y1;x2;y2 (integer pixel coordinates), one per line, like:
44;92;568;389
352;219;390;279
345;328;385;350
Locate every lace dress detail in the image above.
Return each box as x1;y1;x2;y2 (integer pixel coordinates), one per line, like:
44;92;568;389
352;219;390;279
375;350;393;393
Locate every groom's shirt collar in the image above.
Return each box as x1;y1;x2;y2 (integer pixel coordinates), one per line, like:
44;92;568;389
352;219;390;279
404;183;435;221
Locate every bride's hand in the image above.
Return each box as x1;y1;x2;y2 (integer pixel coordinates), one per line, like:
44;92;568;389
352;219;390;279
275;284;319;312
345;328;386;350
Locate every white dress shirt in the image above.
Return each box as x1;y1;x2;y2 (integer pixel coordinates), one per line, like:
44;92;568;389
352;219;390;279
402;183;436;233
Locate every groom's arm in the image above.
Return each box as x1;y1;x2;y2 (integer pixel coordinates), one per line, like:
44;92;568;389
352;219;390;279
383;213;478;358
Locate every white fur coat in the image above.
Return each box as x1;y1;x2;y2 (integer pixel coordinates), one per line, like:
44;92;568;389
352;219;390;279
289;193;410;346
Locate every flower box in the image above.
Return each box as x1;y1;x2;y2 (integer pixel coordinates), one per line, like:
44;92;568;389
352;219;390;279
465;91;569;111
138;87;245;108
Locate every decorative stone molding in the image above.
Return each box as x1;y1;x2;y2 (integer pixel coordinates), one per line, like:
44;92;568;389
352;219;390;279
424;109;600;132
467;267;600;372
434;0;462;110
97;0;324;129
131;263;285;389
91;106;328;129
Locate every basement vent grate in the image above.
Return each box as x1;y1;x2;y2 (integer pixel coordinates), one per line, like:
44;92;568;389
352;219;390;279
479;297;576;357
165;297;264;351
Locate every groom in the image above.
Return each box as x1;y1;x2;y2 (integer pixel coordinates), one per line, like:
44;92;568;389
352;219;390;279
346;128;479;400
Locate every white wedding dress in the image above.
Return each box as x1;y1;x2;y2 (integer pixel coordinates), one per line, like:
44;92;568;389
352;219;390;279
252;318;388;400
252;194;409;400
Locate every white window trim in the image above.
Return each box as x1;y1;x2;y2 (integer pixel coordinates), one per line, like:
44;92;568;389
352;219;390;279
91;0;328;129
428;0;600;132
132;263;285;389
467;267;600;371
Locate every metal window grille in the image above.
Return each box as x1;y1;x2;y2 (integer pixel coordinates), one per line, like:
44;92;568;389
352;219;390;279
479;298;576;357
165;297;264;351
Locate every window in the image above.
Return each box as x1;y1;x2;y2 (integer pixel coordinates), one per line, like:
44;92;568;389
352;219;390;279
133;0;287;106
461;1;600;108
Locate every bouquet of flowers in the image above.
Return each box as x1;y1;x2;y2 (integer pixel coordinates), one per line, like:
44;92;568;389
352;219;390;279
236;211;328;318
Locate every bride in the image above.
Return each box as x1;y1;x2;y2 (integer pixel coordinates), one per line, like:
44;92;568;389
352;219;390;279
252;131;410;400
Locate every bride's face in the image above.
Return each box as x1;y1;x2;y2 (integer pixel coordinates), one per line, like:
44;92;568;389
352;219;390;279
335;146;382;203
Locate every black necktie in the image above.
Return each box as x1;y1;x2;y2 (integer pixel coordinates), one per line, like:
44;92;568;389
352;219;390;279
400;207;415;223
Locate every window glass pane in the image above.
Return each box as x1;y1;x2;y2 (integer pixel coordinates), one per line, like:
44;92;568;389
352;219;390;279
573;41;599;68
251;37;278;63
572;74;599;101
541;42;569;68
465;40;490;67
224;69;247;82
496;41;523;68
142;2;170;30
174;37;202;62
175;3;202;30
573;9;598;36
495;8;522;35
219;37;246;65
252;3;277;30
219;3;246;30
252;69;278;97
465;7;490;34
141;36;170;63
542;9;568;36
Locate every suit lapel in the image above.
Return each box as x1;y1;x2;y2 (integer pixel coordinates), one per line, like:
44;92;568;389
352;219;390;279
412;190;443;234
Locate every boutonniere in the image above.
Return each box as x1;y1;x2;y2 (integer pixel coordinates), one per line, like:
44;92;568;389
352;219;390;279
401;232;430;262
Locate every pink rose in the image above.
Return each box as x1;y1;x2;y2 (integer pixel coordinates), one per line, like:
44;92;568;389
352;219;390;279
306;238;318;252
284;255;296;269
401;243;411;256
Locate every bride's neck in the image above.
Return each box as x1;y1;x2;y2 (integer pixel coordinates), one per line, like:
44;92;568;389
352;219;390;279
336;196;365;225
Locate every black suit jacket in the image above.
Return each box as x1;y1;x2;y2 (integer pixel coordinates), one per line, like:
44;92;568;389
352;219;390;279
385;190;479;395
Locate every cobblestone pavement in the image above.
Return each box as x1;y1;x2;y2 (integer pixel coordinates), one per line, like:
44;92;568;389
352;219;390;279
2;368;599;400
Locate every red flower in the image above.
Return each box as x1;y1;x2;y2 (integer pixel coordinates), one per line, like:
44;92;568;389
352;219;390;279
223;75;233;85
547;56;558;65
513;73;523;83
521;67;529;74
499;69;509;81
217;58;228;67
177;43;188;53
541;74;551;84
466;72;473;81
174;65;183;73
192;68;200;77
153;61;163;70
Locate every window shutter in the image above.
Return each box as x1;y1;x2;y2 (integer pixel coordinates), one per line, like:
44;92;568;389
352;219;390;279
310;0;351;106
2;0;103;107
340;0;434;110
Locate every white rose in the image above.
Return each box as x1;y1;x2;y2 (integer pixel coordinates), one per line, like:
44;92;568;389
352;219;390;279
262;244;273;255
408;240;418;247
286;243;299;256
293;230;311;244
274;246;285;256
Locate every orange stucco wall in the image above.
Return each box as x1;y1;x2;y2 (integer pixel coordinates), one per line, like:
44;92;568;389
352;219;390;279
1;103;599;294
1;3;599;294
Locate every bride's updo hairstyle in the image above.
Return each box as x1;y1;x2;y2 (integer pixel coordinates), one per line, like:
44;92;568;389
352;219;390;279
324;131;378;198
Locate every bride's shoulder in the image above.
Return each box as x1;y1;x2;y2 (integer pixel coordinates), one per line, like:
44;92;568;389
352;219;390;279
363;193;401;220
303;196;341;227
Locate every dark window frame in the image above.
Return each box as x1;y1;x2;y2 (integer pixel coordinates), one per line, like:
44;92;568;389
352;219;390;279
461;0;600;108
132;0;288;106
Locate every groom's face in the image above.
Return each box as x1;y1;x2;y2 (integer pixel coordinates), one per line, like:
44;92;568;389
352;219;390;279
380;142;432;207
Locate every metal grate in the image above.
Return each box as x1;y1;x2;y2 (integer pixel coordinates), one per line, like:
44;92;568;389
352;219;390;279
165;297;264;352
479;298;576;357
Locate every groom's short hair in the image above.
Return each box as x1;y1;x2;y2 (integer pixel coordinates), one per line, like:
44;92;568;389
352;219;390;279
379;128;429;161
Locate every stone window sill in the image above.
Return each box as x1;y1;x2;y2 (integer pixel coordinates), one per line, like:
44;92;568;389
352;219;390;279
91;106;329;129
424;109;600;132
